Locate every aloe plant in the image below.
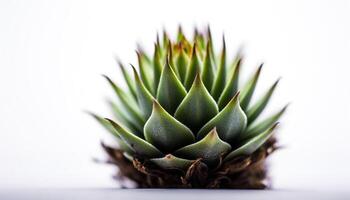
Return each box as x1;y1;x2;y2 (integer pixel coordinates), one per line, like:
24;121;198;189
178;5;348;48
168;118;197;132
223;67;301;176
90;26;287;188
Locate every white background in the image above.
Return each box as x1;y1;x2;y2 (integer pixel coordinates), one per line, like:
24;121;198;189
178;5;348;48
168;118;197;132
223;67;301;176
0;0;349;190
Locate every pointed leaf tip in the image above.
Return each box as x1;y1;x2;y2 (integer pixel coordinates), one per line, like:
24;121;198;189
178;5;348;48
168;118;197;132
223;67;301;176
197;92;247;143
150;154;194;169
244;104;288;139
224;123;278;161
240;64;263;110
246;78;281;123
156;60;187;114
175;127;231;166
106;118;162;158
175;73;218;134
184;43;201;90
144;102;195;153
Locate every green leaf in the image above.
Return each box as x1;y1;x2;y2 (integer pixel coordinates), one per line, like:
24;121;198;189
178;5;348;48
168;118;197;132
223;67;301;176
153;43;163;93
243;104;288;140
88;112;119;137
201;41;215;91
150;154;194;169
132;66;154;119
175;128;231;166
246;78;280;123
206;26;215;65
240;64;263;110
166;41;178;75
217;58;241;110
194;28;206;51
103;75;145;126
197;92;247;143
224;123;278;161
115;59;137;100
137;51;153;94
177;25;185;42
162;29;170;50
106;118;163;158
144;101;195;153
108;100;143;137
174;74;219;134
175;43;189;83
211;37;226;100
88;113;134;154
156;59;187;115
184;44;201;90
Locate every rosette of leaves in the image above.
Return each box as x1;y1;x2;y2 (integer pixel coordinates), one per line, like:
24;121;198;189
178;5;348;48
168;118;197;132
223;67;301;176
90;26;287;189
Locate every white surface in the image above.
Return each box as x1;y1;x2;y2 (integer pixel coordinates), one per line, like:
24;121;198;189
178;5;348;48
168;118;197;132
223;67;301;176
0;0;349;189
1;189;349;200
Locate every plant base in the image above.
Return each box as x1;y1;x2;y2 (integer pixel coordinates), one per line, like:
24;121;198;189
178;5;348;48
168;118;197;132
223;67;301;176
101;137;278;189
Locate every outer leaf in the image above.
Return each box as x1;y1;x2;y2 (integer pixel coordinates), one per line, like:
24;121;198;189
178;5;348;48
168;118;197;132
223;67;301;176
108;100;143;136
197;92;247;143
150;154;194;169
106;118;163;158
153;43;163;92
224;123;278;161
201;41;215;90
246;78;280;123
156;59;187;115
143;101;195;153
217;58;241;110
211;37;226;100
175;42;189;83
174;74;219;134
136;51;153;94
115;59;137;100
132;66;154;119
175;128;231;166
240;64;263;110
103;75;145;126
88;112;119;137
243;104;288;140
184;44;201;90
88;113;134;154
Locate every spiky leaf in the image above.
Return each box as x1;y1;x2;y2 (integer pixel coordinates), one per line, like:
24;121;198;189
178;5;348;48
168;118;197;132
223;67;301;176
153;44;163;92
132;66;154;119
136;51;153;94
224;123;278;161
211;38;226;100
175;43;189;83
103;75;145;126
201;41;215;90
243;105;288;140
197;93;247;143
106;119;162;158
240;65;262;110
175;74;218;134
156;59;187;114
218;59;241;110
108;100;143;136
144;101;195;153
247;78;280;123
115;59;137;100
184;44;201;90
175;128;231;166
150;154;194;169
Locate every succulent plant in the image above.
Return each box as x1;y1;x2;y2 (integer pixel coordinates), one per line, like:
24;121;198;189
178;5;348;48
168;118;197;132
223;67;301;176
91;26;287;188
